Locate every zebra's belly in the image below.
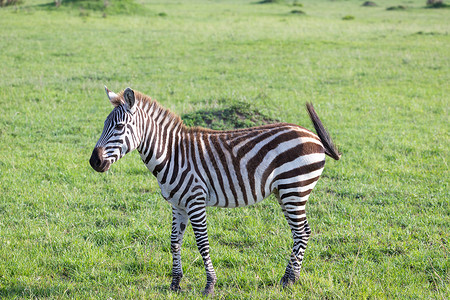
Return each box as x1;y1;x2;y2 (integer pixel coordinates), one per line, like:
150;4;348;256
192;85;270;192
205;190;268;208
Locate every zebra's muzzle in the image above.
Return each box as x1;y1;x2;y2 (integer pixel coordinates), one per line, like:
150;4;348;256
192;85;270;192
89;147;111;172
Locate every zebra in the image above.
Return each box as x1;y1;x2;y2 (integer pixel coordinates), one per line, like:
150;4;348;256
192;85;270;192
89;87;341;295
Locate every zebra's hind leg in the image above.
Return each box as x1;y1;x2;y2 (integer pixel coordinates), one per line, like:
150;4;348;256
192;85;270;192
276;192;312;288
186;202;217;296
170;206;188;292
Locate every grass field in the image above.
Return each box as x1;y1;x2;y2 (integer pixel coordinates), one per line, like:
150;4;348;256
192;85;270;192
0;0;449;298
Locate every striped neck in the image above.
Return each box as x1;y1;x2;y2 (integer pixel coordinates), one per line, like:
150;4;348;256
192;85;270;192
136;98;185;179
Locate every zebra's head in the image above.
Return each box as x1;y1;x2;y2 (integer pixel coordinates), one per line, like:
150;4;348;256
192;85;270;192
90;87;141;172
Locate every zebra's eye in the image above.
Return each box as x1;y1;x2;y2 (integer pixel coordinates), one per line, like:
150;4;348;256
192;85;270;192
115;124;125;130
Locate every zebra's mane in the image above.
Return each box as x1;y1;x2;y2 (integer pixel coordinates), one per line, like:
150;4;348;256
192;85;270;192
113;90;185;129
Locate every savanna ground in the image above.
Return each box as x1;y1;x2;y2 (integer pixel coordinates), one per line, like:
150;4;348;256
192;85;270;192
0;0;449;298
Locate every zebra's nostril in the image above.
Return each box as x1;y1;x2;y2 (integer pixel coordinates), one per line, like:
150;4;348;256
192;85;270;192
90;147;109;172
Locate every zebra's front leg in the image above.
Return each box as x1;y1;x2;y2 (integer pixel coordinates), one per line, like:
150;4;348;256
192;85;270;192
170;206;188;292
187;203;217;296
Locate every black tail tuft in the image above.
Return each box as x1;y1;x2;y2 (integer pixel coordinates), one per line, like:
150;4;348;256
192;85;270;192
306;102;341;160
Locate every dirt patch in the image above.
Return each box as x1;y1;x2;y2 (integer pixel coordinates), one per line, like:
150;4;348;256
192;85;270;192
291;9;305;14
181;101;278;130
256;0;285;4
362;1;377;7
386;5;407;10
36;0;145;15
426;0;450;8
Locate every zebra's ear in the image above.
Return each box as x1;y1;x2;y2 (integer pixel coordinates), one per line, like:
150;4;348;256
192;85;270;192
104;86;120;106
123;87;136;113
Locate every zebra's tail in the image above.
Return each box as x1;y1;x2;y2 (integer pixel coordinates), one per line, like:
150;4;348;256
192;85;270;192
306;102;341;161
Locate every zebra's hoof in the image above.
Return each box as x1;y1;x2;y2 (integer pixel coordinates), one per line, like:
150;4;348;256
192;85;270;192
280;275;296;288
170;283;182;292
202;286;215;296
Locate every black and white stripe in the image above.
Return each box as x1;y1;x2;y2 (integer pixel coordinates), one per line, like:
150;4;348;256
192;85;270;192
90;87;340;295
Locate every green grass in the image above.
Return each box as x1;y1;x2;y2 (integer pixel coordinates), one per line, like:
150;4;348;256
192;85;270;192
38;0;147;16
0;0;449;298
